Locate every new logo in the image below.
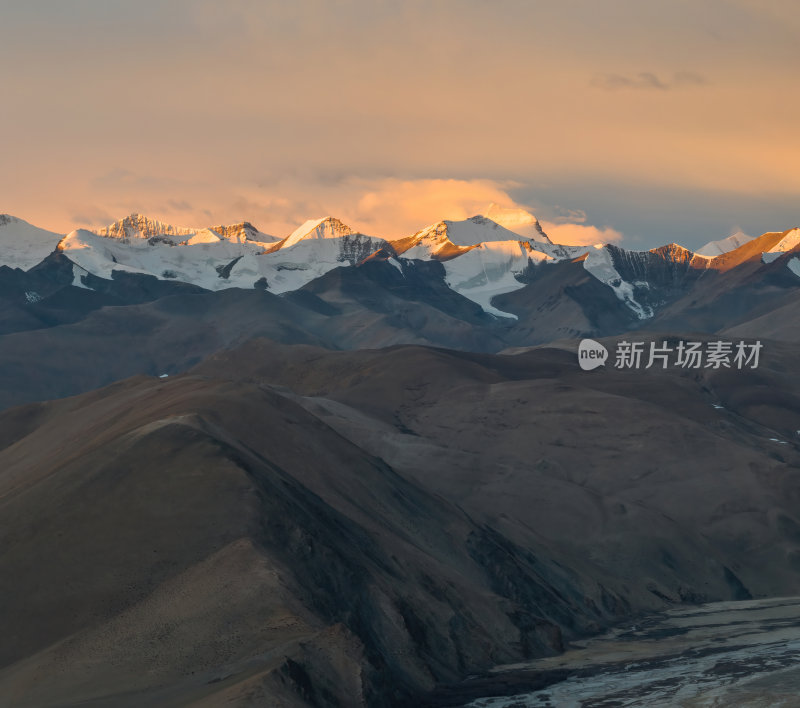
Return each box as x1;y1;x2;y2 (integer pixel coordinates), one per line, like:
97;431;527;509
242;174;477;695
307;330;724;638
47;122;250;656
578;339;608;370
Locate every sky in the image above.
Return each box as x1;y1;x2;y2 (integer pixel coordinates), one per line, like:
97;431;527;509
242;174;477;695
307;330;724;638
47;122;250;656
1;0;799;248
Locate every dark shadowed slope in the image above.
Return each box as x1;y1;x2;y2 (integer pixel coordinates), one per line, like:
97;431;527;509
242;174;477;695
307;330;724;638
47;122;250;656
0;365;623;707
0;262;520;412
0;288;328;411
3;339;800;706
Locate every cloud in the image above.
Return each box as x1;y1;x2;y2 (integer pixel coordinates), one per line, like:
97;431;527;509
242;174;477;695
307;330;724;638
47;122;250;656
59;175;628;248
70;207;114;229
483;203;544;239
591;71;708;91
4;0;800;244
213;177;530;240
720;0;800;33
592;72;668;91
164;199;194;212
348;178;525;238
483;201;623;246
331;178;624;246
551;206;588;224
540;221;624;246
673;71;708;86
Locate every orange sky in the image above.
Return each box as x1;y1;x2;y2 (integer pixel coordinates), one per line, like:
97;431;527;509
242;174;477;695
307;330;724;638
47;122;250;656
1;0;798;247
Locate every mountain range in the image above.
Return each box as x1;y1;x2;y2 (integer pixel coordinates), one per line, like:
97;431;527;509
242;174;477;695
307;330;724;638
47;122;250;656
2;211;798;338
2;208;800;706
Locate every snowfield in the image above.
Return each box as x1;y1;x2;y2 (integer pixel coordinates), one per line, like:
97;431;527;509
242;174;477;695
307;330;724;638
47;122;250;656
443;240;552;319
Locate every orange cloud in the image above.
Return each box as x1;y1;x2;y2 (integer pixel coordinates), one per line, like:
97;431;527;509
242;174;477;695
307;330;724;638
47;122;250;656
206;177;539;240
15;174;626;249
349;178;523;238
540;221;624;246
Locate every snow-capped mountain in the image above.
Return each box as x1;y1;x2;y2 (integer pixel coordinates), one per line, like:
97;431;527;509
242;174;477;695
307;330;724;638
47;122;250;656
3;210;800;332
93;214;196;240
392;215;555;260
93;213;279;247
404;215;583;260
278;216;355;250
57;215;392;294
761;228;800;263
57;228;261;291
0;215;64;270
376;215;589;317
209;221;278;245
483;203;551;241
584;243;714;320
696;231;754;257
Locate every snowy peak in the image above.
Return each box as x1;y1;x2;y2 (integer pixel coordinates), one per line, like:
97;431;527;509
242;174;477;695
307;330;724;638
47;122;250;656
651;242;694;256
94;214;196;240
0;215;64;271
281;216;354;250
395;216;512;259
93;214;277;247
649;242;709;266
696;231;754;257
394;215;568;262
0;214;21;227
434;216;526;247
761;227;800;263
210;221;277;244
55;218;391;297
483;203;552;243
391;220;474;261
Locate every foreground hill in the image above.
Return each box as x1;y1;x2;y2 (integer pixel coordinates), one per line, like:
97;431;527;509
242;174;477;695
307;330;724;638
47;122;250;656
2;338;800;706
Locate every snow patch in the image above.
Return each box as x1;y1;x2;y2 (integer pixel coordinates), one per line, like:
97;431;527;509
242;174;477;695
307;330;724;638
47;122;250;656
183;229;221;245
388;257;404;275
696;231;753;257
762;228;800;263
71;263;92;289
583;247;652;319
443;240;551;319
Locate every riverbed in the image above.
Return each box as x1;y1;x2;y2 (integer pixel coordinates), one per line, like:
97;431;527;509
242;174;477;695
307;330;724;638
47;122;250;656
464;596;800;707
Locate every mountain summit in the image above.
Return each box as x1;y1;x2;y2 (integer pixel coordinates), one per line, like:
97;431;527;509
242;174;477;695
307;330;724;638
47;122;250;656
696;231;754;257
0;215;64;270
392;215;557;261
281;216;355;250
92;214;278;245
93;214;195;240
484;203;552;243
